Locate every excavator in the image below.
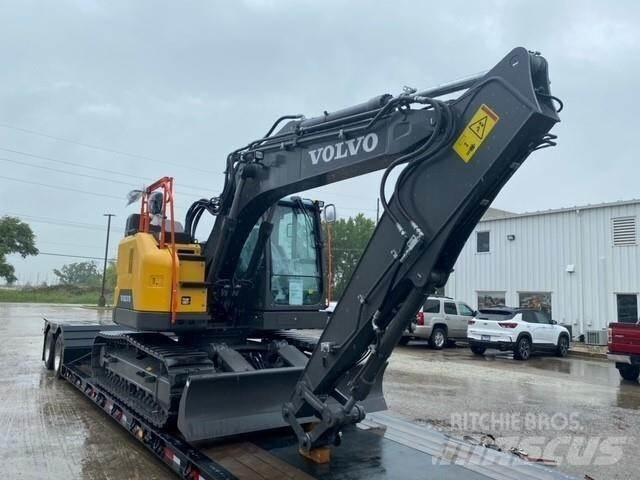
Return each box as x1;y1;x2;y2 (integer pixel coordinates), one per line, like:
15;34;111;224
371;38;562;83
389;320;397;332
45;47;561;466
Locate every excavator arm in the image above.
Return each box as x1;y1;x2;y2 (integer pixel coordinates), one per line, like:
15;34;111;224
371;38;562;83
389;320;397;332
200;47;560;451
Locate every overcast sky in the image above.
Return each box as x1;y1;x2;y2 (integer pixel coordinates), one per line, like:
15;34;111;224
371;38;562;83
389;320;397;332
2;0;639;284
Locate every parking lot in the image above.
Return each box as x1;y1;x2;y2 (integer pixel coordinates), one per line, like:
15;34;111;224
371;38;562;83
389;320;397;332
389;341;639;479
1;303;637;479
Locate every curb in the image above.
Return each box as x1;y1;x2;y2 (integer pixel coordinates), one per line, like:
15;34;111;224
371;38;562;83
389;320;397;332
568;348;607;360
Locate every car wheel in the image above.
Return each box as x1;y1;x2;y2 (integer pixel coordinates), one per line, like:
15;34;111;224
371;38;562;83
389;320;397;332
556;335;569;357
398;336;410;346
429;327;447;350
470;345;486;356
54;335;64;379
618;365;640;382
514;336;531;361
44;331;55;370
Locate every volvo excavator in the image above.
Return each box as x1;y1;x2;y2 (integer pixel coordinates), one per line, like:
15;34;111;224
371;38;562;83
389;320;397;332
43;47;561;467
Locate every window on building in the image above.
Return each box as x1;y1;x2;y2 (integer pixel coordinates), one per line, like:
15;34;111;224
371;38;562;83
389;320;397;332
612;216;637;246
424;299;440;313
476;231;490;253
519;292;552;316
617;294;639;323
444;302;457;315
477;291;506;309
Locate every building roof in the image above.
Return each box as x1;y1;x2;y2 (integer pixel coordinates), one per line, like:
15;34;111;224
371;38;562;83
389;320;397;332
481;207;516;220
480;198;640;222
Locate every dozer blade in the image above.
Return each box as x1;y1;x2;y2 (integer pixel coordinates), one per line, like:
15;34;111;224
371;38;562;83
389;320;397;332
178;363;389;443
178;366;306;442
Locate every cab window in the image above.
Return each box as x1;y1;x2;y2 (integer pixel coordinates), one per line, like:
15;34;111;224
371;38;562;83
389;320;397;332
269;204;321;306
444;302;457;315
535;311;552;324
458;303;474;316
424;299;440;313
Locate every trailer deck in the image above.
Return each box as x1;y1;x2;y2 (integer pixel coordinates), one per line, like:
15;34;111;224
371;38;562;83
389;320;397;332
43;318;576;480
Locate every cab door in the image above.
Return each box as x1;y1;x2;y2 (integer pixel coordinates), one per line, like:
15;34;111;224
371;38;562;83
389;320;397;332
534;311;556;344
456;302;475;338
521;311;543;343
443;301;464;338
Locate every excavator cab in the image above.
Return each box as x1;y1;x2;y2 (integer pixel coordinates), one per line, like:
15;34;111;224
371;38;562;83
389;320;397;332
232;197;328;330
113;178;328;333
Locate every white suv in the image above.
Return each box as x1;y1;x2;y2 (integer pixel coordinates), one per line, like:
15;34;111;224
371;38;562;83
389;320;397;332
467;307;570;360
400;296;476;349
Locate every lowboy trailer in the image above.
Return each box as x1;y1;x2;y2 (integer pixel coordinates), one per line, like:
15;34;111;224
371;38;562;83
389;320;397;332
43;318;575;480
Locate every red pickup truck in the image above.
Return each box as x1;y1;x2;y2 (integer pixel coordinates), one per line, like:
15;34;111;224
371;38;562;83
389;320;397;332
608;322;640;381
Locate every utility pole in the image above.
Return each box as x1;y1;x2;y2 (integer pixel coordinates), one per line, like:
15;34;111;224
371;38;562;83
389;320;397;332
98;214;115;307
376;198;380;224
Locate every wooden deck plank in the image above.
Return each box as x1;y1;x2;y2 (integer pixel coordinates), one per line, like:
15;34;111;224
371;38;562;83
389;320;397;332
201;441;315;480
216;457;264;480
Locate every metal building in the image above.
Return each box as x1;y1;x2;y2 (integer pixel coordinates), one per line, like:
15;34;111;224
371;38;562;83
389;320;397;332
445;200;640;336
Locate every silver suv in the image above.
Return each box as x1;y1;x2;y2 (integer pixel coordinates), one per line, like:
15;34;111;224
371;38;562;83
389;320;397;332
400;296;476;349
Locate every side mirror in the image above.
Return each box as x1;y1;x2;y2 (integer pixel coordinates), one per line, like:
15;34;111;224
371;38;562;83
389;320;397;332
551;319;558;325
324;203;336;224
472;310;478;317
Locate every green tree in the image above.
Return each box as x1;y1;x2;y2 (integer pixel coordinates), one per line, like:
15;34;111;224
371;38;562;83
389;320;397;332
326;213;376;300
53;261;101;286
105;261;117;291
0;216;39;284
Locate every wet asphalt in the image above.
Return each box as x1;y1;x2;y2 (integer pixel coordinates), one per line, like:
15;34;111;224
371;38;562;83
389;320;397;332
388;341;640;480
1;303;637;479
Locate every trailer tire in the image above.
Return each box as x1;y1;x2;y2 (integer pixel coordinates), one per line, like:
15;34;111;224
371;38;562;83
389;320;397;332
44;331;56;370
54;335;64;379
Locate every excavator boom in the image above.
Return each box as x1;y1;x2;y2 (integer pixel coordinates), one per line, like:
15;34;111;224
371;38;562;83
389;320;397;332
284;48;560;451
201;47;561;451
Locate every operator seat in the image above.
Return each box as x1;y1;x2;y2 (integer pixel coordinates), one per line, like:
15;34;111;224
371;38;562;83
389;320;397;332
124;212;191;244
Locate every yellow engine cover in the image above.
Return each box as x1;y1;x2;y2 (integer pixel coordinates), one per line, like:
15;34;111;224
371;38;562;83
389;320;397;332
114;233;207;314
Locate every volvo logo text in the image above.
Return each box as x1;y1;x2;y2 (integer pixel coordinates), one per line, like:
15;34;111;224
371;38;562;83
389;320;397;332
308;133;379;165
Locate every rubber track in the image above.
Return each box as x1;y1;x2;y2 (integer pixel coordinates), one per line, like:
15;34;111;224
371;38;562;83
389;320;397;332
94;330;214;429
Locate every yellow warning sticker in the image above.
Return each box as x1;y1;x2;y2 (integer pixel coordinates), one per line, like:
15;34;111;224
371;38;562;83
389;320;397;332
453;104;499;163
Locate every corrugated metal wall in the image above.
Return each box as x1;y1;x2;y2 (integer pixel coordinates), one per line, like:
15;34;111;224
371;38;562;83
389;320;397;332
445;202;640;334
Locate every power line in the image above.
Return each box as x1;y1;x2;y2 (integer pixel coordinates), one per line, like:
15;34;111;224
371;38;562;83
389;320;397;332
0;155;206;200
0;146;212;193
38;251;116;261
0;175;189;212
0;156;136;187
0;212;124;232
0;174;123;199
38;240;117;251
0;122;218;174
